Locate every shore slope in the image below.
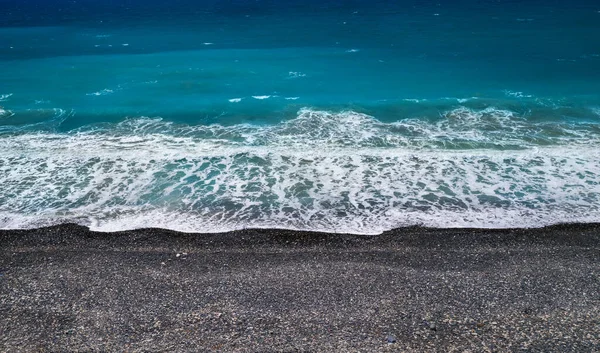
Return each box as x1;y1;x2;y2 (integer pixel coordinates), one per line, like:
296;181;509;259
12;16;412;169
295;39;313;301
1;224;599;352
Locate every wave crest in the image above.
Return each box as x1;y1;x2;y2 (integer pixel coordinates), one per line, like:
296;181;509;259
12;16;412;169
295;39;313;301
0;107;600;233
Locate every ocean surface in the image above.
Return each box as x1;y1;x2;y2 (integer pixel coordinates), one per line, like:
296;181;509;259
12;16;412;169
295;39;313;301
1;0;600;233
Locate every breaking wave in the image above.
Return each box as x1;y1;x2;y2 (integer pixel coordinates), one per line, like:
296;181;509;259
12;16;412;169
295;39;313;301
1;108;600;233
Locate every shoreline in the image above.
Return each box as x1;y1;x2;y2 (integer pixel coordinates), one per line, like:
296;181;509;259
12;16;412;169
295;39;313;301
2;222;600;249
1;223;599;351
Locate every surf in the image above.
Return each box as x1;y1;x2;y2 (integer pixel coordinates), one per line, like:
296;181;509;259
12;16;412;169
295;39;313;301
1;108;599;233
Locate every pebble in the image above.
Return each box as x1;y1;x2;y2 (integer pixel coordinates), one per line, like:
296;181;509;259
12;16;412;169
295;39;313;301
386;335;396;343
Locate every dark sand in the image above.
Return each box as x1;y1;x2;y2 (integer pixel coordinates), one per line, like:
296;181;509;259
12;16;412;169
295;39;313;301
1;224;599;352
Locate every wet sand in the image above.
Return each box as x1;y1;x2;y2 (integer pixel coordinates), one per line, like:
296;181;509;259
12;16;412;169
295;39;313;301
1;224;599;352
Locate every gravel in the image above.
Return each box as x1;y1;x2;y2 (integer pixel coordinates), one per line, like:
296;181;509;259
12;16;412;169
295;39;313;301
1;223;599;352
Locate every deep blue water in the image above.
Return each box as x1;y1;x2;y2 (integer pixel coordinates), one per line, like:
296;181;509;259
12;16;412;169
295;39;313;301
1;0;600;233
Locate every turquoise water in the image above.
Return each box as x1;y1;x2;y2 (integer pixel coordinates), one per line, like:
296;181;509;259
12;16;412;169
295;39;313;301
1;1;600;233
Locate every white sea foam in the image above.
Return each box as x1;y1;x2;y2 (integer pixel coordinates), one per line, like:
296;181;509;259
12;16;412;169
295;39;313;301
1;108;599;233
0;93;13;101
440;97;478;103
285;97;300;100
346;49;360;53
86;89;114;96
288;71;306;78
229;98;243;103
252;95;271;100
0;108;13;118
504;90;533;98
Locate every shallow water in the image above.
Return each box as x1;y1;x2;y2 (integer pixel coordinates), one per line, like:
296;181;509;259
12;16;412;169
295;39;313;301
1;0;600;233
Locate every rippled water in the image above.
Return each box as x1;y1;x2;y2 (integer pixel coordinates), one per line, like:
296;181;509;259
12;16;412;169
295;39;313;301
1;0;600;232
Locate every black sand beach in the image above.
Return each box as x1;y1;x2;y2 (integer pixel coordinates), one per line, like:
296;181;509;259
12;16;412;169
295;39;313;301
1;224;599;352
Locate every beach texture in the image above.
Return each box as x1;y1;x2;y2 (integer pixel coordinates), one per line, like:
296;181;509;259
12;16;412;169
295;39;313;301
1;224;599;352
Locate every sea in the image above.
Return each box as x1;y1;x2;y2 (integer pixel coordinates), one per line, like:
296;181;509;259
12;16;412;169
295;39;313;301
1;0;600;234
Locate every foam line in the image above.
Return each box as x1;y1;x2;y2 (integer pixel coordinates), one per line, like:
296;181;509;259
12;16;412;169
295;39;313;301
0;108;599;233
